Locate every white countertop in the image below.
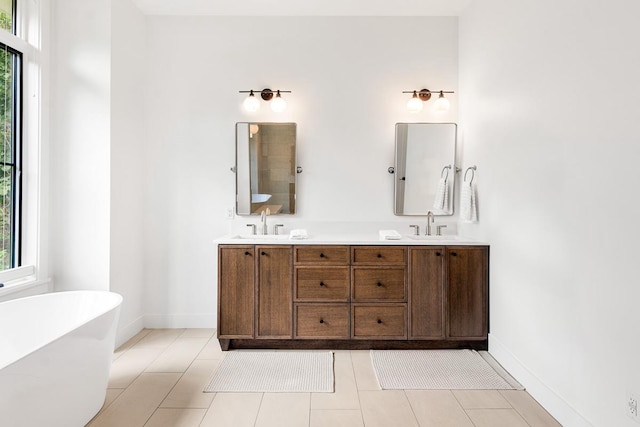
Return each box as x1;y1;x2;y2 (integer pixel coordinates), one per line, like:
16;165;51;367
215;233;488;246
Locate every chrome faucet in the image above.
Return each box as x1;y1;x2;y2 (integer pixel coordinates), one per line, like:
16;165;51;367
260;210;268;235
426;211;434;236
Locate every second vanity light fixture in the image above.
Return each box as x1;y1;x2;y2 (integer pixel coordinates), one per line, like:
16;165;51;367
404;88;454;113
240;88;291;113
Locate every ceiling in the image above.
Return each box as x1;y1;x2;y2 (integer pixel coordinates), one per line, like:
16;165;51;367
131;0;472;16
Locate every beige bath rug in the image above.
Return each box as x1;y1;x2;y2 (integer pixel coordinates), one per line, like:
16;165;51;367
370;349;522;390
204;351;334;393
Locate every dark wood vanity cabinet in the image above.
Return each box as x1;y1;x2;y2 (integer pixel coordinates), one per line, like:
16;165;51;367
217;245;255;339
256;246;293;339
446;246;488;339
409;247;445;340
408;246;488;341
218;243;488;350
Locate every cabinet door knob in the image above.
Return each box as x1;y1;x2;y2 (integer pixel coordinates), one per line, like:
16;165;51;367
377;282;383;287
244;251;251;256
377;319;382;324
319;282;325;287
435;252;441;256
319;253;325;258
319;319;324;324
261;251;266;256
377;253;382;258
451;252;457;256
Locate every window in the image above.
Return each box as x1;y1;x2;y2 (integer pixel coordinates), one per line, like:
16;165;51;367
0;43;20;271
0;0;14;34
0;0;23;276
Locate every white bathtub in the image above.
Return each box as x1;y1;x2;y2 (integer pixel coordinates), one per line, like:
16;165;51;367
0;290;122;427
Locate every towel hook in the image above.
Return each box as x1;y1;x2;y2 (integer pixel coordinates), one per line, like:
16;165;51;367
440;165;451;180
464;165;477;185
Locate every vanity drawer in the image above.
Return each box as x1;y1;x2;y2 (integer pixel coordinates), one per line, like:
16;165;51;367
295;267;350;302
295;304;350;339
352;304;407;339
294;245;350;265
352;267;406;301
351;246;406;265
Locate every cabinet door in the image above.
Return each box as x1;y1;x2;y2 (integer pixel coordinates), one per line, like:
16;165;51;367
218;245;255;338
409;247;445;339
447;246;488;339
257;246;293;338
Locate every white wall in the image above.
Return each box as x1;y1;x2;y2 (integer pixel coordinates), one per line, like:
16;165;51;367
459;0;640;425
110;0;146;343
50;0;112;291
142;16;459;327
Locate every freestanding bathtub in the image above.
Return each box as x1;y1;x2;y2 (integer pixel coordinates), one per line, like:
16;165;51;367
0;290;122;427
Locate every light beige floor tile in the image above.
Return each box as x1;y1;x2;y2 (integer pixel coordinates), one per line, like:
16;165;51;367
500;390;562;426
255;393;311;427
133;329;185;349
160;359;220;408
405;390;474;427
114;329;152;360
200;393;263;427
145;337;209;373
312;352;360;410
196;337;225;360
465;408;530;427
143;408;206;427
452;390;512;409
108;347;165;388
350;350;380;391
91;388;124;420
89;373;181;427
310;409;364;427
180;328;215;338
359;390;419;427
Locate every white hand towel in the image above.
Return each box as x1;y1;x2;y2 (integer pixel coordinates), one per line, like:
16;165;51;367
379;230;402;240
460;182;478;223
433;178;449;211
289;229;308;240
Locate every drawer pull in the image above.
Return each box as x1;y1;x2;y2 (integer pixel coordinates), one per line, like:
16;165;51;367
319;253;325;258
244;251;251;256
319;318;324;324
377;253;382;258
435;252;441;256
377;282;383;287
377;319;382;324
261;251;266;256
319;282;325;287
451;252;457;256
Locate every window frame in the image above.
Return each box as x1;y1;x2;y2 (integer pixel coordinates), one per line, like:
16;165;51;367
0;0;45;293
0;42;23;270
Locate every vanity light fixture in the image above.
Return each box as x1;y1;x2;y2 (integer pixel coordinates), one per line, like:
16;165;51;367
240;88;291;113
403;88;454;113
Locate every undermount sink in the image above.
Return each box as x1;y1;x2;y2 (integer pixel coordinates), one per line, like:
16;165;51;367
228;234;290;240
407;235;461;241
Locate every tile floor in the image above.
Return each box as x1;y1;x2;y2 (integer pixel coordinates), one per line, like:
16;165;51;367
88;329;562;427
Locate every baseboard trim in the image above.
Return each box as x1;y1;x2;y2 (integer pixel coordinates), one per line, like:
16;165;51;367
116;315;144;348
143;313;216;329
488;333;593;427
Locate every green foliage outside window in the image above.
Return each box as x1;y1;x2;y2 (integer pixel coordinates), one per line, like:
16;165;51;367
0;45;16;270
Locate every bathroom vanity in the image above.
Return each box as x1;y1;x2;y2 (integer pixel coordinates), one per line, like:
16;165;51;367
216;236;488;351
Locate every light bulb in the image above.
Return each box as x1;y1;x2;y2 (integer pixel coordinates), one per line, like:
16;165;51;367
249;124;259;138
271;90;287;113
406;91;423;113
243;90;260;112
433;91;450;112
